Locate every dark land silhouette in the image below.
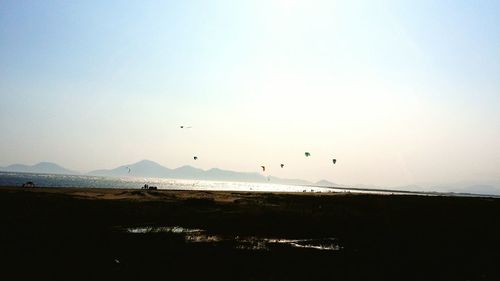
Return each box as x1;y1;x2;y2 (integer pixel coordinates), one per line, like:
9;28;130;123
1;186;499;280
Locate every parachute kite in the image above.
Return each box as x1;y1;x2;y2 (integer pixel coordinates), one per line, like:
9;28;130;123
261;166;266;172
305;152;311;157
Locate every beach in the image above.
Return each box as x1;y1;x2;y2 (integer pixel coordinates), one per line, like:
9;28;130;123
1;186;499;280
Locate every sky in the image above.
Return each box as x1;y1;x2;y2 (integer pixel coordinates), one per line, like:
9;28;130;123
1;0;499;189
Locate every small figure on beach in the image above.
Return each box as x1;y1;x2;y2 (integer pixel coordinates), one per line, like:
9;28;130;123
22;181;35;188
142;184;157;190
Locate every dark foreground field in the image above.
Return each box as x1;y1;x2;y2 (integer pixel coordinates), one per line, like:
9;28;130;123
1;187;499;281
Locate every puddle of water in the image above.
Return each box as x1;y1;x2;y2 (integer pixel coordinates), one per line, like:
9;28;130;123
185;233;222;243
126;226;203;234
235;241;268;251
124;226;341;251
239;238;342;251
263;238;341;251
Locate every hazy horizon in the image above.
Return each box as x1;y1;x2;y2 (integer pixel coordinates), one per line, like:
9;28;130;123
1;1;499;190
2;159;500;196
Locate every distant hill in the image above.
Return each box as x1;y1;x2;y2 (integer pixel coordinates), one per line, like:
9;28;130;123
87;159;313;185
315;179;340;187
450;185;500;196
88;159;174;178
203;168;264;182
0;162;79;175
87;160;264;182
1;159;331;186
270;176;312;186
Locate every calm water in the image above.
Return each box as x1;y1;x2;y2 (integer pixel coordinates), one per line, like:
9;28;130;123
0;171;494;197
0;171;339;193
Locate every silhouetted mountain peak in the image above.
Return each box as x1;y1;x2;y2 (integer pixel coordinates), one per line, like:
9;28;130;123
316;180;338;187
175;165;203;172
0;162;78;175
33;162;63;169
2;160;320;187
129;159;164;168
87;159;173;177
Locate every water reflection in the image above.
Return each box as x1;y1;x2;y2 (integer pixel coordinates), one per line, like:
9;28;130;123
126;226;203;234
124;226;342;251
264;238;341;251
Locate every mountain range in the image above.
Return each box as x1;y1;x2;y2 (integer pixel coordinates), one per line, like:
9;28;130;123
2;160;499;195
0;162;78;175
0;160;333;186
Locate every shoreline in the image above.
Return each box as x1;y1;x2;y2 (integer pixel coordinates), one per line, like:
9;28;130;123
2;171;498;198
2;183;498;199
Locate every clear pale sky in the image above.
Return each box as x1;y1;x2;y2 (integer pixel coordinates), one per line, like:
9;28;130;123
1;0;499;189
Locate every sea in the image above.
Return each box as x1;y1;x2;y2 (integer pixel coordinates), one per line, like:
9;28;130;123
0;171;496;197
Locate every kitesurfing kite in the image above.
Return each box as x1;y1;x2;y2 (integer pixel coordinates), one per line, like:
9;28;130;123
332;159;337;164
194;156;198;160
180;126;192;129
280;164;284;168
261;166;266;172
305;152;311;157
